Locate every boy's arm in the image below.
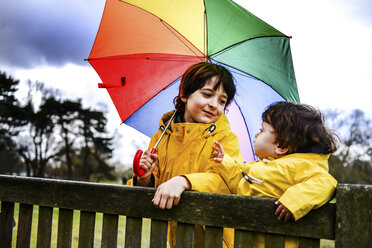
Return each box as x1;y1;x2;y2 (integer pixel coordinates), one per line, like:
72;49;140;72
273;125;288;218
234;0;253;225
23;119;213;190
278;167;337;221
211;141;248;194
184;134;244;194
152;176;191;209
183;172;231;194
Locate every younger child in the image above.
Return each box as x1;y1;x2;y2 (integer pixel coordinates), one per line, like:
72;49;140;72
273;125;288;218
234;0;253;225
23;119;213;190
211;101;338;247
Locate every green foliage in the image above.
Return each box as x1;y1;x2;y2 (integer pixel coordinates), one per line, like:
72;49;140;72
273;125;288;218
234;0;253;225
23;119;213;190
0;72;26;174
0;71;116;181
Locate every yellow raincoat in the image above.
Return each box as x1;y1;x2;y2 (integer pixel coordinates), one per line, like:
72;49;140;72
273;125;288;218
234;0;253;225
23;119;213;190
130;110;243;247
216;152;337;248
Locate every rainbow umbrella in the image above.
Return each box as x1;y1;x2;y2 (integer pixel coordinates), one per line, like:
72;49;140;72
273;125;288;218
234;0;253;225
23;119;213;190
87;0;299;162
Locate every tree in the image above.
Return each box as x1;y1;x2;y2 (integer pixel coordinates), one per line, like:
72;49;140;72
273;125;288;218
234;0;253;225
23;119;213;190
0;72;28;174
1;72;116;180
77;107;114;181
325;109;372;183
42;97;82;178
15;81;61;177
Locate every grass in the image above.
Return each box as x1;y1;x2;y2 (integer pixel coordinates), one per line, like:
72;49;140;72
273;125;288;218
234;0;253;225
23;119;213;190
9;196;335;247
11;203;151;248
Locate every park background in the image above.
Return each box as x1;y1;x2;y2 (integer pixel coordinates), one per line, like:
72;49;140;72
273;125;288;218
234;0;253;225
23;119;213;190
0;0;372;183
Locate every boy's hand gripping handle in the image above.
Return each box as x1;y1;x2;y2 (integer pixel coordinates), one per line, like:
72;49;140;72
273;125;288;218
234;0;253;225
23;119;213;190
133;148;157;177
132;111;177;177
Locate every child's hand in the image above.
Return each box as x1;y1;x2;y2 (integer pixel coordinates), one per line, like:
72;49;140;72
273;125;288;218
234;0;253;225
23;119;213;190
137;149;158;186
152;176;191;209
211;141;225;163
275;201;294;222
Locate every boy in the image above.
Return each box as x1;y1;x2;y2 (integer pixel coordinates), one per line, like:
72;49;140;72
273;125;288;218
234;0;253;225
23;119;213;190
211;101;338;247
134;62;243;248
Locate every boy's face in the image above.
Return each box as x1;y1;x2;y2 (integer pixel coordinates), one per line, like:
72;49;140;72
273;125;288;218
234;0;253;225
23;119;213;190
182;76;227;124
254;122;281;160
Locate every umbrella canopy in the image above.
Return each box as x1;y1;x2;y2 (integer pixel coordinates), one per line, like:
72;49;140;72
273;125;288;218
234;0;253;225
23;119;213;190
87;0;299;162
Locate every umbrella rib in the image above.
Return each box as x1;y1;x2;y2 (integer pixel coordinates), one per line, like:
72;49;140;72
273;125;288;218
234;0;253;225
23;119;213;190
159;19;204;60
204;6;207;59
213;59;290;103
210;35;286;58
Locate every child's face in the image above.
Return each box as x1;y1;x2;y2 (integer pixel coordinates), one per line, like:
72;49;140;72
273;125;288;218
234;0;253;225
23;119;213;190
254;122;280;160
182;76;227;124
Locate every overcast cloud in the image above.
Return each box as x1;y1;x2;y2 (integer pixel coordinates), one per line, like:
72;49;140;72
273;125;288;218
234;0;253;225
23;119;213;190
0;0;104;68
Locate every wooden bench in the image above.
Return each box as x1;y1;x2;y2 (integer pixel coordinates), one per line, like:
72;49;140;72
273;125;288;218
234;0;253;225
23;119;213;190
0;175;371;247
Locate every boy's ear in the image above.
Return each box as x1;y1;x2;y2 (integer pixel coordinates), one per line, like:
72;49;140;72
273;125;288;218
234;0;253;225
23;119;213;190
181;97;187;103
275;147;289;156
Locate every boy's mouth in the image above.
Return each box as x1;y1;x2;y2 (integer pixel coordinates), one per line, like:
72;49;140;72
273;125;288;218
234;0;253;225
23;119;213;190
203;110;214;117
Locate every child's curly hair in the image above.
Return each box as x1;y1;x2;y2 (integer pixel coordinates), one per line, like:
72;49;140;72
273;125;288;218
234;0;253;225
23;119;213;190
262;102;339;154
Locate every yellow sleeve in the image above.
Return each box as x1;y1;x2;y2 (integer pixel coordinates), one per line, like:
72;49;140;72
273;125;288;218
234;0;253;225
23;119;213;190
184;131;244;194
219;131;244;164
212;153;245;194
279;167;337;221
185;172;231;194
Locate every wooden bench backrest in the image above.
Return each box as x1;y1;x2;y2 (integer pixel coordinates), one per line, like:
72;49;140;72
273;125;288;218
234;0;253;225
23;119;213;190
0;175;371;247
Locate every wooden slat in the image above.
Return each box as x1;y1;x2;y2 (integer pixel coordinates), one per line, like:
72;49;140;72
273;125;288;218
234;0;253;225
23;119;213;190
37;206;53;248
175;222;194;248
150;219;168;248
299;237;320;248
78;211;96;248
234;229;254;248
16;203;33;248
0;201;15;248
204;225;223;248
125;216;142;248
0;175;336;240
57;208;73;248
101;213;118;248
265;233;285;248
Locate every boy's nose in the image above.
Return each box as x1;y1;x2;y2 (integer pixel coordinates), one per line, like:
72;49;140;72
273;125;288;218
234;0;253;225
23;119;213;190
208;98;218;108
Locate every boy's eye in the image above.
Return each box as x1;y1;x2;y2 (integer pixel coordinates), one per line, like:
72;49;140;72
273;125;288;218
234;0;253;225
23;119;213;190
202;92;211;97
219;99;226;105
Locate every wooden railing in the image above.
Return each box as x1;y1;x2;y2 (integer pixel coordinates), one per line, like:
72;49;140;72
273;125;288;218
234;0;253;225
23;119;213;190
0;175;371;247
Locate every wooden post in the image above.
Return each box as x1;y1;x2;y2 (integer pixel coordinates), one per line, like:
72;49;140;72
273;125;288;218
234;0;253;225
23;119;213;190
335;184;372;247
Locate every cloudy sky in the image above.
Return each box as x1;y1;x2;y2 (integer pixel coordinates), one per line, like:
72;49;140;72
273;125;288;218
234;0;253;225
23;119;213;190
1;0;372;167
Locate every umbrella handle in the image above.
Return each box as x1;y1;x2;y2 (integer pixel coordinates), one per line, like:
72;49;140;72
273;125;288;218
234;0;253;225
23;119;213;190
133;148;157;177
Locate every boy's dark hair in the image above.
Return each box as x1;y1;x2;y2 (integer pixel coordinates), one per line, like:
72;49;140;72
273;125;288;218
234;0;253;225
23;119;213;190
174;62;236;113
262;101;338;154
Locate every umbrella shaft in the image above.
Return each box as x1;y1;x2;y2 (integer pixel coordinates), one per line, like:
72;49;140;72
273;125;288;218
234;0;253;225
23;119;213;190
154;110;177;149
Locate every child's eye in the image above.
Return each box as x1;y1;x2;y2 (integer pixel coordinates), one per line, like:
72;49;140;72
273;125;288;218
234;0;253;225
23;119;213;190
202;92;211;97
219;99;226;105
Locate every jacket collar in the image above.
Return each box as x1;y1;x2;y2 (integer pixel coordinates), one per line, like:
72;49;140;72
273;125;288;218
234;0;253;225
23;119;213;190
294;145;331;154
158;110;231;137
